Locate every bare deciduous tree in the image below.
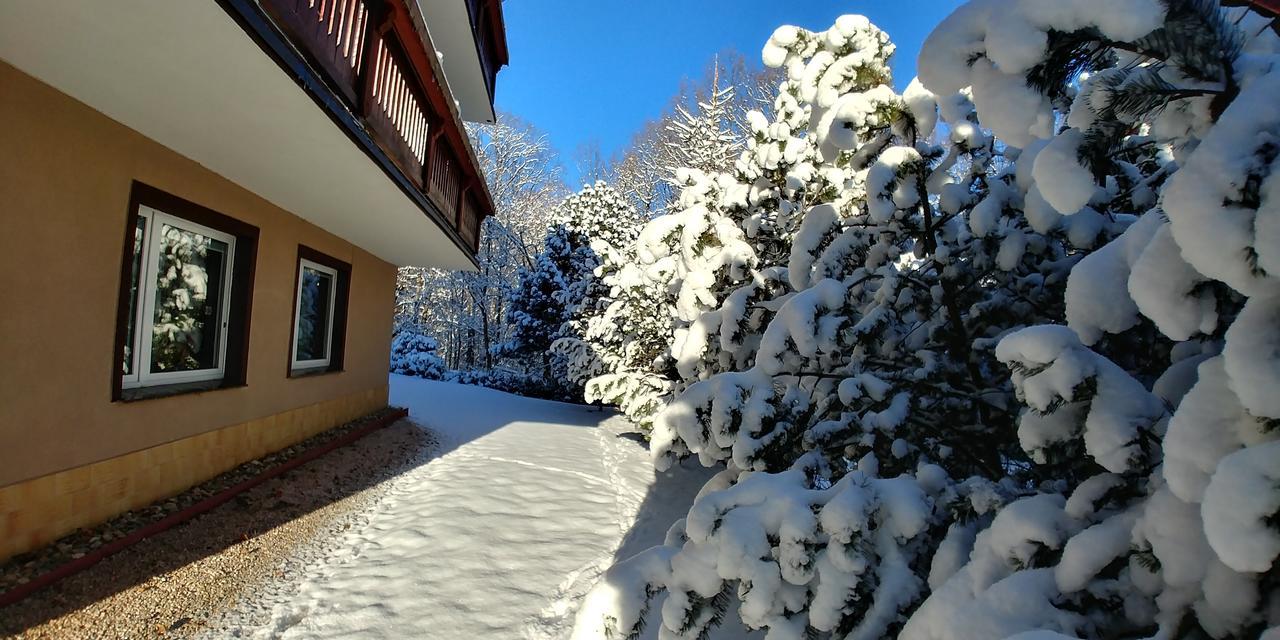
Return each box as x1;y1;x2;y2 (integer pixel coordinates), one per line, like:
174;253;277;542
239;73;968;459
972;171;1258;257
395;112;568;370
610;50;783;217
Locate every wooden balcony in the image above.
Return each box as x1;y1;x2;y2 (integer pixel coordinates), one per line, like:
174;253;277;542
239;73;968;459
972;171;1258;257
465;0;509;107
235;0;496;257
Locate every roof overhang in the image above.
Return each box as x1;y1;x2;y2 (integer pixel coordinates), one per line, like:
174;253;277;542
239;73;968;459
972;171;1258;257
417;0;498;123
0;0;476;269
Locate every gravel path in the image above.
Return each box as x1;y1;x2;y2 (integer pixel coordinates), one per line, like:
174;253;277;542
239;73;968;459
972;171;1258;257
0;418;439;640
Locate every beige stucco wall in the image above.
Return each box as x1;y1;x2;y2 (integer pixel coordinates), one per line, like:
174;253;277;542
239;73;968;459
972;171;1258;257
0;60;398;488
0;386;388;560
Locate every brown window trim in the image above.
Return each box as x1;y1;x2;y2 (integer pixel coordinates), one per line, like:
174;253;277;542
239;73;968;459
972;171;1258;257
112;181;260;402
287;245;351;378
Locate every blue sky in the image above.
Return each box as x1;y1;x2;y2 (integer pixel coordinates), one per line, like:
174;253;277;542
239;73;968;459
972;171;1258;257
493;1;966;185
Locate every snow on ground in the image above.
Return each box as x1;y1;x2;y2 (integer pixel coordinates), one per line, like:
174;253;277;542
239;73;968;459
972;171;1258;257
247;375;715;639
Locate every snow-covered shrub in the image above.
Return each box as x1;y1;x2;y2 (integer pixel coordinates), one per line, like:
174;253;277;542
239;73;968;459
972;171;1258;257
576;2;1280;638
440;368;576;402
389;331;447;380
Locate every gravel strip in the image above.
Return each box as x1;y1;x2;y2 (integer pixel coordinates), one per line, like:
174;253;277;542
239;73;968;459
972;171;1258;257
0;416;439;639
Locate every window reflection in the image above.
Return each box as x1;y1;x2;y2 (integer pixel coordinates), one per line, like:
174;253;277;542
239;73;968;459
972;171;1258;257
296;266;333;362
150;223;229;374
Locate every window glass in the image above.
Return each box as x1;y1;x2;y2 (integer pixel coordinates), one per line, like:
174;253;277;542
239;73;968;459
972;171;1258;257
149;222;229;374
295;266;334;363
124;215;146;376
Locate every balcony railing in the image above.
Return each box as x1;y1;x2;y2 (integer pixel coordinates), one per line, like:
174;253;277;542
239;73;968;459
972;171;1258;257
260;0;492;254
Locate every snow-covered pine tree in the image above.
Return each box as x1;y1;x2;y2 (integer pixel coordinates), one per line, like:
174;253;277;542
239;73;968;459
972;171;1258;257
573;14;1098;638
558;180;646;251
901;1;1280;638
577;26;862;434
494;180;636;382
576;2;1279;636
492;224;598;386
569;236;678;429
665;59;743;178
544;182;648;390
609;54;786;219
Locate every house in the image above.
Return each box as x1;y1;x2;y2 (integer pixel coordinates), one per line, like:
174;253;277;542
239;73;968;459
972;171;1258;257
0;0;508;562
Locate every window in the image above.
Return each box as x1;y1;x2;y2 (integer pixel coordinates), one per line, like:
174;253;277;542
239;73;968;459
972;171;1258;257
121;207;236;388
114;183;258;400
292;259;337;369
289;247;350;375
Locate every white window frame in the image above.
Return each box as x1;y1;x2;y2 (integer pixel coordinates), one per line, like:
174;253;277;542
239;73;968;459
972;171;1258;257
291;258;339;372
122;206;237;389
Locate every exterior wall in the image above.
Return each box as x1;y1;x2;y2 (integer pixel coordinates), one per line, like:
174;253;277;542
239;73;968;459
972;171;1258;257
0;61;399;557
0;386;386;560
